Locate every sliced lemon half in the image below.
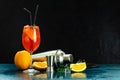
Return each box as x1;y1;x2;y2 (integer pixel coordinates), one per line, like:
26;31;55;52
70;62;87;72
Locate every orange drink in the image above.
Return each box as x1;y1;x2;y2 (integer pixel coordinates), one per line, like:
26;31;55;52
22;25;40;54
22;5;41;74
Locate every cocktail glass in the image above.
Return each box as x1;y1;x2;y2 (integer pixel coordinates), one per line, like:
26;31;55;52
22;25;41;75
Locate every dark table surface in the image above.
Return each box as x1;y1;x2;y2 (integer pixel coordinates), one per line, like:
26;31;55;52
0;64;120;80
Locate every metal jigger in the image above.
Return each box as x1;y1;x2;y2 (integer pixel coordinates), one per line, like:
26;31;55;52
46;56;55;79
46;56;54;72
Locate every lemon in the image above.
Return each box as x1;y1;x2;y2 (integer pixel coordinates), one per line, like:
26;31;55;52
70;62;87;72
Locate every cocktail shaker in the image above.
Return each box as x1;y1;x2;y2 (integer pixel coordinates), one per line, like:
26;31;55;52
32;49;73;68
32;49;65;60
54;54;73;67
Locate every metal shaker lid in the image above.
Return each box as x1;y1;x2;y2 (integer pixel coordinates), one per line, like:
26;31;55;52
63;54;73;63
54;54;73;67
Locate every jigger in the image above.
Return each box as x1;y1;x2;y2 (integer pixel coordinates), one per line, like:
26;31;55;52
46;56;54;72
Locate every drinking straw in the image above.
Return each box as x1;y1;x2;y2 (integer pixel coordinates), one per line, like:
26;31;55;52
33;5;39;26
23;8;32;25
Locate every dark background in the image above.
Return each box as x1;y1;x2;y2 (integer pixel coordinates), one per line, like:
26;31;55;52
1;0;120;63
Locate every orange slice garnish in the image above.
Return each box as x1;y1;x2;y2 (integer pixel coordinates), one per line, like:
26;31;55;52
24;25;34;40
24;25;39;40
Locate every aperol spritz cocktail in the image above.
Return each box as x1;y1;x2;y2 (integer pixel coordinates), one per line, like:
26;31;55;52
22;25;41;74
22;5;41;74
22;25;40;54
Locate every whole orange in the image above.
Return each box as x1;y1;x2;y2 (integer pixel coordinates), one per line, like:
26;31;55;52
14;50;31;70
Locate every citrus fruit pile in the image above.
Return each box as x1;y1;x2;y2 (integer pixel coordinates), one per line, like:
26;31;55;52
14;50;47;70
14;50;87;72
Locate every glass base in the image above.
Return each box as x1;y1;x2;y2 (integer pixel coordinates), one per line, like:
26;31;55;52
23;69;40;75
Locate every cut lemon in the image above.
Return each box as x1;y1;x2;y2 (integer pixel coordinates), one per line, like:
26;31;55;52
32;61;47;70
70;62;87;72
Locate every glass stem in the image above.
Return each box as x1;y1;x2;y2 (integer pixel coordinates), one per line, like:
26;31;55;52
30;52;33;69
